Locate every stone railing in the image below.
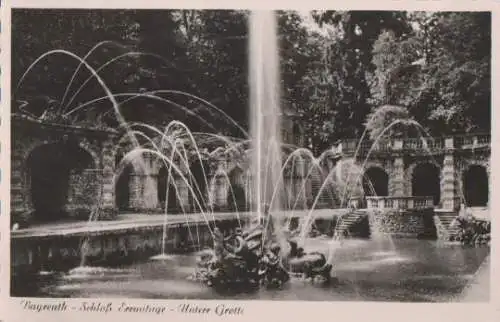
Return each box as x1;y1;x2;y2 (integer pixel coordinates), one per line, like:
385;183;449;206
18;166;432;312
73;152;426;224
366;196;434;210
339;133;490;155
453;133;491;149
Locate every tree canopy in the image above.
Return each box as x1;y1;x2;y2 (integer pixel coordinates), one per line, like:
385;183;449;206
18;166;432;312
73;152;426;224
12;9;491;153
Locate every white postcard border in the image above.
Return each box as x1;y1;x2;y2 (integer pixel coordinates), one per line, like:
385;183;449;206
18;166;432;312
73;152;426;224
1;1;499;322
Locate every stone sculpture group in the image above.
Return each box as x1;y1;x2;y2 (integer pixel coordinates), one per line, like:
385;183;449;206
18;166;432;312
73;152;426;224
194;209;333;292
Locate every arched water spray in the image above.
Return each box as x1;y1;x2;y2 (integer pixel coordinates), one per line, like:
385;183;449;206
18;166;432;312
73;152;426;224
65;92;218;132
59;40;130;108
340;119;414;206
63;52;178;112
118;148;216;237
15;50;146;174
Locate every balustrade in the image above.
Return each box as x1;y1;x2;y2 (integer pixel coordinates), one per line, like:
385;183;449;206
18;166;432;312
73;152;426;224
365;196;434;210
339;134;489;155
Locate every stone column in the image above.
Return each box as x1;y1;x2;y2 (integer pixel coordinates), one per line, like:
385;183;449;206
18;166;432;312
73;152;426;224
67;168;101;218
282;175;292;208
143;174;159;211
129;174;144;210
100;139;117;218
391;139;405;196
214;174;228;210
214;160;228;210
176;177;191;212
305;176;313;207
11;144;32;220
151;174;163;213
141;154;159;211
391;157;405;196
295;156;305;178
291;157;307;209
441;137;457;210
245;174;254;210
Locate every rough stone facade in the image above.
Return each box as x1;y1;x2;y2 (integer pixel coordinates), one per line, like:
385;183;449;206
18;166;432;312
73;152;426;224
340;134;490;211
11;114;490;224
11;114;323;223
368;208;436;239
11;115;117;222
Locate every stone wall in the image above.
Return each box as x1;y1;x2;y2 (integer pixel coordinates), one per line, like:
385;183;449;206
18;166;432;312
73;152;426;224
368;208;436;239
342;136;490;211
11;219;239;277
12;116;490;226
66;169;102;219
10;117;115;224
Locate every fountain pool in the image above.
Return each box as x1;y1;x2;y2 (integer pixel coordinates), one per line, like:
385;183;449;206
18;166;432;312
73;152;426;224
12;237;489;302
10;10;491;302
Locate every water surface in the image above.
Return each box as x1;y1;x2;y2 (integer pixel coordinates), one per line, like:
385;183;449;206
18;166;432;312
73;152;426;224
14;238;489;302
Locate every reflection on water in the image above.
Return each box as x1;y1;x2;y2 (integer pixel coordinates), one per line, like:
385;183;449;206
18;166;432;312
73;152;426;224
13;239;489;302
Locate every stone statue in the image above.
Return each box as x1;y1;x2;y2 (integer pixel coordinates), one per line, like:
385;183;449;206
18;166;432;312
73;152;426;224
194;207;333;291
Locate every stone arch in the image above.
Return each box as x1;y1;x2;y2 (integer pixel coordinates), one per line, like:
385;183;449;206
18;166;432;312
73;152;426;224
77;138;102;169
462;164;489;207
457;158;489;206
112;140;174;211
115;162;133;211
362;166;389;196
22;138;101;170
25;140;99;221
157;166;181;212
110;137;133;166
362;162;388;174
459;159;490;177
113;143;138;211
409;162;441;205
226;166;247;211
21;138;101;212
188;158;211;212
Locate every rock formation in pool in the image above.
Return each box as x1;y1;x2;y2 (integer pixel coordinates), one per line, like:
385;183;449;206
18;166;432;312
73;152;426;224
194;210;333;292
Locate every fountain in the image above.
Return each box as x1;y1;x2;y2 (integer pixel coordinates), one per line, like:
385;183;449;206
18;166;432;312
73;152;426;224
10;10;491;301
191;11;331;290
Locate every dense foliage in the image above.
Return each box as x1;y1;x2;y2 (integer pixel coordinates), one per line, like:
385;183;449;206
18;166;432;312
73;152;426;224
12;10;491;153
451;216;491;246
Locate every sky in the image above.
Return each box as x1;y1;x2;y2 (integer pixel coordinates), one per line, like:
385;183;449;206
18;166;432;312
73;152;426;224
298;11;333;36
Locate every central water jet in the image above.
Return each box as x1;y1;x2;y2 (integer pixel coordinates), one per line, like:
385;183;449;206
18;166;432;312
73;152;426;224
193;11;332;292
249;11;283;221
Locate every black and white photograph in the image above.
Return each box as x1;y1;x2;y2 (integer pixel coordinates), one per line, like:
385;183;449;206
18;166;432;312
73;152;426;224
8;7;491;303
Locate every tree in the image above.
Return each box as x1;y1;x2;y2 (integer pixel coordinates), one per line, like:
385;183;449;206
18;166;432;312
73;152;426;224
371;30;423;106
12;9;140;121
365;105;413;141
368;11;491;136
12;9;252;135
277;11;329;153
12;10;490;142
312;11;413;139
425;12;491;133
184;10;250;135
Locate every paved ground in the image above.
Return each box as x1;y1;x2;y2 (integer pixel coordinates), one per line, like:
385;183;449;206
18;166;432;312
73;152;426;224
11;208;348;239
459;254;491;302
469;207;490;220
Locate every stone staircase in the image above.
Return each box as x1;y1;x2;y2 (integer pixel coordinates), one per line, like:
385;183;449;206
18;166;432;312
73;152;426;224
434;211;461;241
309;167;339;208
334;210;368;238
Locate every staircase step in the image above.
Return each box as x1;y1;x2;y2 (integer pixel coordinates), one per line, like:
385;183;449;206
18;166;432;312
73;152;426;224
334;211;369;236
435;213;462;239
